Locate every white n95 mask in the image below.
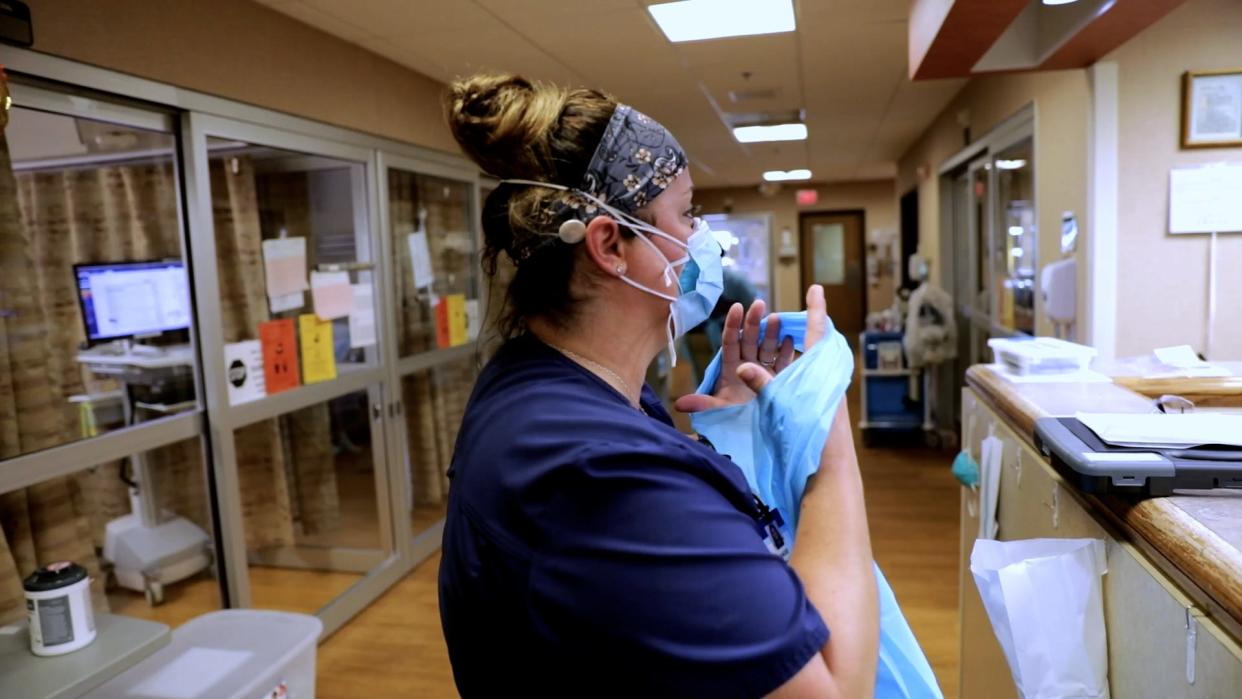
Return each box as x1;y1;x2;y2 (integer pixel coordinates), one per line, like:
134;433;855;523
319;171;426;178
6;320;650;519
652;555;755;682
501;179;724;366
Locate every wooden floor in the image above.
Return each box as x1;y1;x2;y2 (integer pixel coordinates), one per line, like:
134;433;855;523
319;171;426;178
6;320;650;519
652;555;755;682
316;386;963;698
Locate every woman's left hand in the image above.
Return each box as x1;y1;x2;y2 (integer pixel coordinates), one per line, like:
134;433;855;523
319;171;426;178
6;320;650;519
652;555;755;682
673;298;794;414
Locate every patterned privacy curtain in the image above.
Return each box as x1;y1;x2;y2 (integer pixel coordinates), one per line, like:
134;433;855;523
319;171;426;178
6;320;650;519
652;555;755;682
389;171;477;507
0;140;216;623
0;141;349;624
14;159;207;540
0;127;109;624
212;157;340;547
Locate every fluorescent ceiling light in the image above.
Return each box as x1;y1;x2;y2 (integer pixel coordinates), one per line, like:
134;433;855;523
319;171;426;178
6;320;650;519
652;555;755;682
763;169;812;182
648;0;795;43
733;123;807;143
1042;0;1080;5
1008;226;1025;237
996;159;1027;170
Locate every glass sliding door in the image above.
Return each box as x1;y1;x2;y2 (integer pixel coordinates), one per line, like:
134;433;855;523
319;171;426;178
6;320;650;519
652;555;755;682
379;154;481;559
183;113;400;635
991;138;1036;335
0;80;220;629
968;156;993;365
945;115;1036;370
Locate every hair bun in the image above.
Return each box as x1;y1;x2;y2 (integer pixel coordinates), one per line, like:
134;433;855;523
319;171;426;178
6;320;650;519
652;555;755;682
445;73;567;181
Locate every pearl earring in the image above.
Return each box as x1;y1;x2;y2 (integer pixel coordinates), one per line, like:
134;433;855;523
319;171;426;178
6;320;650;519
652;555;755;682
616;264;626;275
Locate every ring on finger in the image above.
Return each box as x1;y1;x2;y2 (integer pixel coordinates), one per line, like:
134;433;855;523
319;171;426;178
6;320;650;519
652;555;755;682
759;354;777;368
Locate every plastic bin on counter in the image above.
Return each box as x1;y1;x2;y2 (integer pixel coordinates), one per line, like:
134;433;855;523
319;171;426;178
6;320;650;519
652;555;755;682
987;336;1097;375
83;610;322;699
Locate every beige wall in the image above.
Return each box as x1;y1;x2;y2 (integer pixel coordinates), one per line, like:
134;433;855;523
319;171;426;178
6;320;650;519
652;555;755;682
898;0;1242;357
897;69;1090;338
24;0;456;153
694;180;899;314
1104;0;1242;358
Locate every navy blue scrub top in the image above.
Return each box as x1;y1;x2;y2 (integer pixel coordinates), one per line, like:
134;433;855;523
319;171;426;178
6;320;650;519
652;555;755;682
439;335;828;698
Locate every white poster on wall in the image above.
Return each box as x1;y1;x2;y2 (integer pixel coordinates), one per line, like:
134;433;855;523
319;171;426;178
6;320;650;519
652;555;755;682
1169;164;1242;234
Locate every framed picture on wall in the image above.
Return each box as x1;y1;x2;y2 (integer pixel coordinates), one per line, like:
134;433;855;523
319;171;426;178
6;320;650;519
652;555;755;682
1182;69;1242;148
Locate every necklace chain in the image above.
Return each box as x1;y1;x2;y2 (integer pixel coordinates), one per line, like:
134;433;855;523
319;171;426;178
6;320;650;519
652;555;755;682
547;342;642;411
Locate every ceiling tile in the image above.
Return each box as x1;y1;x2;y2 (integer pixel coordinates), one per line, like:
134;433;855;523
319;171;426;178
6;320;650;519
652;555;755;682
677;32;800;73
357;36;454;82
303;0;494;39
862;77;966;160
253;0;974;188
476;0;638;18
484;7;689;99
854;161;899;180
270;1;372;41
411;23;583;85
800;0;908;25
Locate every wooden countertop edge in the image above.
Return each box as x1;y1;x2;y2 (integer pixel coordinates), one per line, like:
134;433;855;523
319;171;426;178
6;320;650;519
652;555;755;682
965;365;1242;631
1113;375;1242;408
1112;375;1242;396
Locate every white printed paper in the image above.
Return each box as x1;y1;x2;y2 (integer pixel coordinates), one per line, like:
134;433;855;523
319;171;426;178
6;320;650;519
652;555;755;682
348;284;377;349
465;298;481;341
1169;164;1242;234
1076;411;1242;448
1154;344;1208;369
268;290;305;314
1189;73;1242;141
224;340;266;405
978;434;1003;540
407;231;435;289
310;271;353;320
261;237;309;297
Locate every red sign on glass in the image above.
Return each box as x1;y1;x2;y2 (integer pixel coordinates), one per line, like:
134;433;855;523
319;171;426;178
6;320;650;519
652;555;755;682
259;318;301;394
796;188;818;206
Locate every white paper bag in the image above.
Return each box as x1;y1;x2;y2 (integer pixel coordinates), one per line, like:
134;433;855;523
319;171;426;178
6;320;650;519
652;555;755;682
970;538;1110;699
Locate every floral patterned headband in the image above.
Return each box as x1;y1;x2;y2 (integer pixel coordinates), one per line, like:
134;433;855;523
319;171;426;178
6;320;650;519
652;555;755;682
560;103;688;220
502;104;688;264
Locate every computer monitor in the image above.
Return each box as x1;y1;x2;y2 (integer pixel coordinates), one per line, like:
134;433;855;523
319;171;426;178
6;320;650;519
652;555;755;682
74;260;192;343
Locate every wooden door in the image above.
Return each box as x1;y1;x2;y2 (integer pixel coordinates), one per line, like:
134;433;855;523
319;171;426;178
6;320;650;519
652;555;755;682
800;211;866;340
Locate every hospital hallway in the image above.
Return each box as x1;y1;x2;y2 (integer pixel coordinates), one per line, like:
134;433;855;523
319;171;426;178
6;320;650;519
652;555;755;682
314;381;963;698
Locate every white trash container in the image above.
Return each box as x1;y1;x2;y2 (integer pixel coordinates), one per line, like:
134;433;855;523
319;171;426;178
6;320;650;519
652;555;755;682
85;610;322;699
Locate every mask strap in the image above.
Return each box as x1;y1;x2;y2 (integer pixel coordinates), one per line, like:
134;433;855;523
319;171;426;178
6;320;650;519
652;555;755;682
617;275;677;302
499;178;690;252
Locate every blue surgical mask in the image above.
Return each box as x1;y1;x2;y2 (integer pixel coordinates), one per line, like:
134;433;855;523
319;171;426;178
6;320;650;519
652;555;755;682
614;216;724;365
500;179;724;366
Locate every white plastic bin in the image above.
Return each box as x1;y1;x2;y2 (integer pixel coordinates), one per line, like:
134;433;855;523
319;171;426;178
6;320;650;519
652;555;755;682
987;336;1097;375
84;610;322;699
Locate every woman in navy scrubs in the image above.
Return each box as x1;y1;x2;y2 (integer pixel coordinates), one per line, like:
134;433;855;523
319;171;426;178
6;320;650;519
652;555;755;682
439;73;879;698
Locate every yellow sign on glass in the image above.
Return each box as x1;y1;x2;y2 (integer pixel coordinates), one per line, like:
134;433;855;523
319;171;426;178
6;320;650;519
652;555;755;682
298;313;337;384
436;294;469;348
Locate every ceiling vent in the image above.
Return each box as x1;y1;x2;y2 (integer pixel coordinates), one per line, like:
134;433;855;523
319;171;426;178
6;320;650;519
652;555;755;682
722;109;804;128
728;87;779;103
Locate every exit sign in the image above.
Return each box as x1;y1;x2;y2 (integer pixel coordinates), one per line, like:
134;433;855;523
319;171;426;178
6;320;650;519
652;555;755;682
796;189;818;206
